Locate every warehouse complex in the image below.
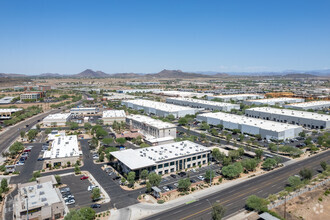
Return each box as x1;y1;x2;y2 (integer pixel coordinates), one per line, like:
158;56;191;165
43;134;82;167
70;107;98;115
14;175;65;220
102;110;126;125
207;93;264;102
166;97;240;112
284;100;330;110
244;97;305;106
122;99;198;118
197;112;303;140
117;89;162;94
245;107;330;129
126;114;177;145
154;90;212;98
111;141;210;176
43;113;72;126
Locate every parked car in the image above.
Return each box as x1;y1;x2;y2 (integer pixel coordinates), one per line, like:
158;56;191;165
37;157;44;161
108;171;114;176
197;176;205;181
104;167;112;173
23;149;31;152
64;195;74;200
60;187;70;193
162;186;169;192
170;174;177;178
90;204;101;208
80;175;89;180
65;199;75;205
112;176;120;181
88;185;99;191
167;185;174;190
16;161;25;166
190;179;197;183
191;168;197;173
174;183;179;187
178;172;186;177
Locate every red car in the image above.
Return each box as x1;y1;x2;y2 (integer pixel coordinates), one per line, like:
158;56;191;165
80;175;89;180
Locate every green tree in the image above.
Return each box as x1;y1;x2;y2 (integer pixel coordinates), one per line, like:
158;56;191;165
178;117;188;126
102;137;114;146
255;134;262;141
27;129;38;141
96;128;108;139
20;131;25;139
146;181;152;193
222;162;243;179
64;207;95;220
9;142;24;155
178;178;191;191
55;175;61;184
212;148;226;163
262;158;277;171
299;131;306;138
92;187;101;200
127;171;136;187
45;128;52;135
232;129;241;135
255;149;263;159
74;164;81;174
148;173;162;186
116;137;127;145
228;150;240;161
140;143;150;148
1;178;9;192
36;124;41;131
320;161;328;171
210;128;218;137
226;134;232;143
288;176;302;189
241;159;258;172
245;195;269;212
84;122;92;130
299;168;312;180
237;147;244;157
90;137;99;149
200;122;210;131
205;170;215;183
140;169;148;181
211;203;226;220
99;152;105;162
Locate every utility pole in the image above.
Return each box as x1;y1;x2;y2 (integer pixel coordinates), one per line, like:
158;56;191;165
209;153;212;186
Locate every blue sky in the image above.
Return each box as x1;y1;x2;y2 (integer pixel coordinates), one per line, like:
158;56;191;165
0;0;329;74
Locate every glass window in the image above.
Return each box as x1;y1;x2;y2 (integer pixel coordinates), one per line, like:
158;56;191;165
170;162;175;166
164;163;169;167
158;164;163;169
197;155;201;159
192;157;196;160
202;154;206;158
187;158;191;162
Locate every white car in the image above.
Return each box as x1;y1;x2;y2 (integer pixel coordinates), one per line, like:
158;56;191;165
64;195;74;200
87;185;98;191
163;186;169;192
197;176;205;181
65;199;75;205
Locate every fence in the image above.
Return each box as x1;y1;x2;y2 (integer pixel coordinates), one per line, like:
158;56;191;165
268;178;330;210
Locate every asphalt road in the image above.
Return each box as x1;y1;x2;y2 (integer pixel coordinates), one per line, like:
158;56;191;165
144;150;330;220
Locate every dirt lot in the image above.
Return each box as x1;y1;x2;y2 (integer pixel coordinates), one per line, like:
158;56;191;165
273;183;330;220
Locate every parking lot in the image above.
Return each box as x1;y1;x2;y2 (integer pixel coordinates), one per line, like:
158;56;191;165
60;174;100;209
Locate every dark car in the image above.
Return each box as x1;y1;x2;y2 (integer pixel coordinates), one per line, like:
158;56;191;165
178;172;186;177
90;204;101;208
167;185;174;190
37;157;44;161
190;179;197;183
112;176;120;181
170;174;177;178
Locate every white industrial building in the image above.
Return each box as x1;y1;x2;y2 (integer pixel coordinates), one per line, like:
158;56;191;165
70;107;98;115
154;91;213;98
284;101;330;110
102;110;126;125
103;92;136;100
111;141;210;175
207;94;264;102
0;108;23;119
126;114;177;145
42;113;72;126
43;134;82;167
197;112;303;140
122;99;198;118
117;89;162;94
243;97;305;106
166;97;240;112
245;107;330;129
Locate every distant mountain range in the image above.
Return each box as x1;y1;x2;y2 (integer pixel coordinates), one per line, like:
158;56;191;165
0;68;329;79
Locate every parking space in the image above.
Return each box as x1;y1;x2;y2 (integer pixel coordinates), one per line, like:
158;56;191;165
16;143;43;174
60;174;97;209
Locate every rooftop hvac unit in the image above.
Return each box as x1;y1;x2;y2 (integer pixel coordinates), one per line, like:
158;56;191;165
28;186;34;192
39;191;45;195
41;197;47;202
175;153;178;156
140;154;143;157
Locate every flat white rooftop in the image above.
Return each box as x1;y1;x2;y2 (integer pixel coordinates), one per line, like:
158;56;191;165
167;97;239;107
111;141;209;170
123;99;195;112
43;135;81;159
154;91;212;97
0;96;15;104
71;107;97;111
18;181;61;210
102;110;126;118
210;94;262;98
0;108;23;113
199;112;301;132
43;113;71;120
127;114;176;129
286;101;330;108
247;107;330;121
246;97;304;104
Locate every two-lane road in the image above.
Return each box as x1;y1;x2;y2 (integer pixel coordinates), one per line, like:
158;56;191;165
144;150;330;220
